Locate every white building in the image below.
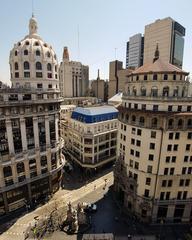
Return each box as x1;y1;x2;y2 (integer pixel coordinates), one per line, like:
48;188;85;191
59;47;89;98
0;15;64;215
114;49;192;223
66;106;118;172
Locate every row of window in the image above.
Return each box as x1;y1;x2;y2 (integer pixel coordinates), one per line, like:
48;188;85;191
160;191;188;200
130;73;183;82
14;62;57;71
14;72;57;79
15;48;56;59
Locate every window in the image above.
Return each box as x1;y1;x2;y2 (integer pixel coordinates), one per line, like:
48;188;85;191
36;72;42;78
162;180;166;187
130;160;133;167
47;63;52;71
15;62;19;70
146;178;151;186
15;72;19;78
136;140;141;147
166;156;170;163
183;191;187;199
170;168;174;175
131;138;135;145
164;74;168;80
130;149;134;155
173;144;178;151
151;131;156;138
135;162;139;169
188;132;192;139
48;84;52;89
186;144;190;151
47;73;52;78
153;74;157;80
153;105;158;111
134;104;138;109
168;105;172;112
34;41;39;46
24;49;28;55
132;128;136;134
166;192;170;200
177;191;182;200
135;151;140;157
184;156;188;162
136;75;139;81
151;118;158;127
188;167;192;174
15;51;18;56
147;165;152;173
132;115;136;122
167;145;172;151
182;167;186;174
175;132;180;140
177;106;182;112
37;83;43;88
24;61;30;70
142;104;146;110
144;189;149;197
36;62;42;70
187;106;191;112
179;179;184;186
168;180;172;187
185;179;190;186
169;133;174;140
148;154;154;161
137;129;142;136
160;192;165;200
164;168;168;175
24;72;30;78
168;119;174;128
173;74;176;80
172;156;176;163
144;75;148;80
36;50;40;56
47;51;51;57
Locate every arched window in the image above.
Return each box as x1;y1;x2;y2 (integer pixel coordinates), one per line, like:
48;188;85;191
125;113;129;121
15;62;19;70
34;41;39;46
24;61;30;70
25;41;29;45
188;119;192;128
47;63;52;71
173;86;179;97
41;156;47;166
24;49;28;55
131;115;136;123
163;86;169;97
55;65;57;72
153;74;157;80
15;51;18;56
178;119;183;128
3;166;12;178
47;51;51;58
151;86;158;97
36;50;40;56
36;62;42;70
139;116;145;126
168;119;174;128
151;118;158;127
17;162;25;174
141;87;146;96
164;74;168;80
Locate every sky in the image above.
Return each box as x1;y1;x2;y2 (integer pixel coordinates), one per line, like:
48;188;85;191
0;0;192;85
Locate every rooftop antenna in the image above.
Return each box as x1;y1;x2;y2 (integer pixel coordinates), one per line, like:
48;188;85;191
115;48;117;60
32;0;34;17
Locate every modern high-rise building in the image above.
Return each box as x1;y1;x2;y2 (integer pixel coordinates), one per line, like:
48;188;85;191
0;15;64;215
114;49;192;223
59;47;89;98
144;17;185;68
126;33;144;69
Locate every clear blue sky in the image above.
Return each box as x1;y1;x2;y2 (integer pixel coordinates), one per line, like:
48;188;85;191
0;0;192;85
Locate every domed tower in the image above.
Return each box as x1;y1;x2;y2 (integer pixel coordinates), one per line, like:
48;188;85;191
0;16;64;216
114;48;192;223
9;15;59;90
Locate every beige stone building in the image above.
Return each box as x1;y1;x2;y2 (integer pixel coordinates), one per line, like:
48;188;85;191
114;49;192;223
59;47;89;98
66;106;118;171
0;16;64;215
108;60;133;99
144;17;185;68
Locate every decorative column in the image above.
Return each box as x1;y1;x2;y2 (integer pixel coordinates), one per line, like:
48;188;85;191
6;119;14;155
12;164;18;183
24;161;30;179
55;114;59;143
0;167;5;187
33;117;39;149
20;117;27;152
45;115;50;147
36;155;41;175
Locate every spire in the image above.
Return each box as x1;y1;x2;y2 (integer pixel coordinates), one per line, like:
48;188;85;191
63;47;69;62
29;15;38;35
153;43;159;62
97;69;100;81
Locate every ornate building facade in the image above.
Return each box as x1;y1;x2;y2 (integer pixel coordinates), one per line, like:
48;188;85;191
0;16;64;215
114;49;192;223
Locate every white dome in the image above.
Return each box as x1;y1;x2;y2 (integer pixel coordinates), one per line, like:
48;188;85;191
9;16;59;90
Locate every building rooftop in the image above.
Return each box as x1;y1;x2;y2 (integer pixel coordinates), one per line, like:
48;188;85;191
130;58;189;75
73;105;118;116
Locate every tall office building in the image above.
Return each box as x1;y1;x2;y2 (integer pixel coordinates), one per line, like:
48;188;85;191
114;49;192;223
144;17;185;68
0;16;64;215
59;47;89;98
126;33;144;69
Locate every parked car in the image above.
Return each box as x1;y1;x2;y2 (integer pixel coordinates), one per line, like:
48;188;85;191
84;203;97;213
